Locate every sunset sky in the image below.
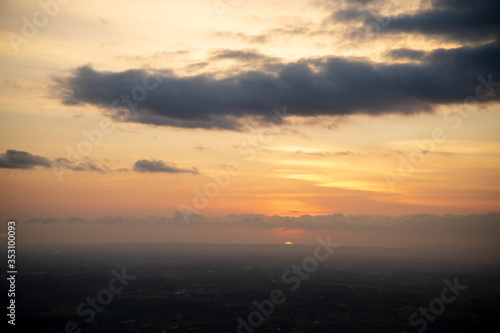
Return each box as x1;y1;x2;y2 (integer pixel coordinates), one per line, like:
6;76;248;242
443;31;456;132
1;0;499;246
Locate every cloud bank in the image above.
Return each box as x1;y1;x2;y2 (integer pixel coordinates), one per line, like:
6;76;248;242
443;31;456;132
25;212;500;236
55;41;500;130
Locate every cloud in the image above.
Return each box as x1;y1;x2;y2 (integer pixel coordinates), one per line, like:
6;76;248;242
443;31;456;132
375;0;500;42
26;217;61;224
209;49;279;63
206;49;285;78
23;212;500;237
0;150;52;169
133;159;199;174
53;158;109;173
193;145;211;151
210;31;270;44
54;39;500;130
387;48;426;60
332;8;373;23
0;149;199;176
22;212;500;248
0;149;117;174
295;150;352;157
117;50;190;63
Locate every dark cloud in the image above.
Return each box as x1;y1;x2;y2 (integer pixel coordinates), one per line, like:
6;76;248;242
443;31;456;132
0;149;198;175
55;40;500;130
133;159;199;174
0;149;52;169
377;0;500;42
387;48;426;60
0;149;117;174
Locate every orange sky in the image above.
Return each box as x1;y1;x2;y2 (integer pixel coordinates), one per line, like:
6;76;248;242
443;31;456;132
0;0;499;246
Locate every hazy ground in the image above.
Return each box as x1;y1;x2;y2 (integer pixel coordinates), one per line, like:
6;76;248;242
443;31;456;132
2;242;499;332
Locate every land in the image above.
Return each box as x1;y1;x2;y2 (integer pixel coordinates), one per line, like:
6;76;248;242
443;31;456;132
2;242;499;332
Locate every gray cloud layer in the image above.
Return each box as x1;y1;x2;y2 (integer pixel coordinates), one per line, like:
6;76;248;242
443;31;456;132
55;40;500;130
133;159;199;174
25;212;500;236
381;0;500;42
330;0;500;43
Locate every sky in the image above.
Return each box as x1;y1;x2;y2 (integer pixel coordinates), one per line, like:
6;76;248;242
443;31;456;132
0;0;499;246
